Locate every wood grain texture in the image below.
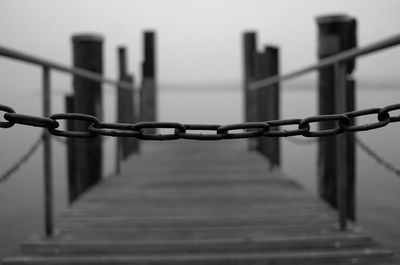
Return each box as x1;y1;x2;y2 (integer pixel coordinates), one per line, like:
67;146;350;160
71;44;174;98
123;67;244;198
2;141;398;264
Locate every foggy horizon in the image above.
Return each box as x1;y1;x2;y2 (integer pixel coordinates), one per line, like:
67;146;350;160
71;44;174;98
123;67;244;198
1;0;400;89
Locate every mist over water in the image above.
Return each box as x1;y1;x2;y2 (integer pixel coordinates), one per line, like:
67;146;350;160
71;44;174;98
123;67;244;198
1;82;400;257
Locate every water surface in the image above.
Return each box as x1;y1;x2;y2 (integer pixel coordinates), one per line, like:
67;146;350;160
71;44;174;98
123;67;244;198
1;82;400;257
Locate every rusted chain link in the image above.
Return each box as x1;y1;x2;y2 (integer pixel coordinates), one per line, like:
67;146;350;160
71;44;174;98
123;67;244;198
0;133;44;184
1;103;400;140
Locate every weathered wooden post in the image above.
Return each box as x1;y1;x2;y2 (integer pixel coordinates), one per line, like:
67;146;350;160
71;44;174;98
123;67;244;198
243;32;257;149
68;34;103;201
140;31;157;129
256;46;280;168
255;50;266;155
116;46;139;175
42;66;53;236
316;15;357;225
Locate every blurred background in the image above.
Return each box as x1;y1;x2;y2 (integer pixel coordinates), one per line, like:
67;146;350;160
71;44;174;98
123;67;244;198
0;0;400;257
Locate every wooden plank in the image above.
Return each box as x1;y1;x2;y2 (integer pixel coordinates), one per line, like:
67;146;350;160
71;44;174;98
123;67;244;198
2;141;397;265
2;249;396;265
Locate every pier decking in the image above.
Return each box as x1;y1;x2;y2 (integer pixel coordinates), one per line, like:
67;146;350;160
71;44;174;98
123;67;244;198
2;140;398;264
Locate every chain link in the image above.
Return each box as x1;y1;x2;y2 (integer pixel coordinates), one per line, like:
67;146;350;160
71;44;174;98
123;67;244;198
0;104;16;128
1;103;400;140
0;133;44;184
340;108;390;132
175;124;224;140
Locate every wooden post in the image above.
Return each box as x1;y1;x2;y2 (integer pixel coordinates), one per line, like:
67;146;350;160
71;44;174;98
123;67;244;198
335;62;348;230
316;15;357;223
255;51;266;154
255;46;280;168
346;77;356;221
266;46;280;168
243;32;257;149
141;31;157;130
42;66;53;237
117;46;139;168
71;34;103;198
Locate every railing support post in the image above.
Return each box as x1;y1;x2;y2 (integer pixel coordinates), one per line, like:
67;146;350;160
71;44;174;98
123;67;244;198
42;66;53;237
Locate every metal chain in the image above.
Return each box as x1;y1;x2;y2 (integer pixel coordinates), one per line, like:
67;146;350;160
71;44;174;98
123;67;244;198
1;103;400;140
283;132;400;178
0;133;44;184
356;137;400;177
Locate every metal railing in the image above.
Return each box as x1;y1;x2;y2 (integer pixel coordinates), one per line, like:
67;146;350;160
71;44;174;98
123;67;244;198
249;34;400;91
0;45;134;237
248;33;400;230
1;32;400;236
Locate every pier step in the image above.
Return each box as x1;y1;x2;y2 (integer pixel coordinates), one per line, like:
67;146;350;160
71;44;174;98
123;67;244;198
2;249;396;265
2;141;399;265
20;235;377;255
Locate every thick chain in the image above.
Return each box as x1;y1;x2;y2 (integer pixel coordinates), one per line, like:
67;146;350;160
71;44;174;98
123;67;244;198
1;103;400;140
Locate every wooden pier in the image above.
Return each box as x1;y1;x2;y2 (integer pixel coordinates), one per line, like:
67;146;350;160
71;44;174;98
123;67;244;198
2;140;398;264
2;13;400;265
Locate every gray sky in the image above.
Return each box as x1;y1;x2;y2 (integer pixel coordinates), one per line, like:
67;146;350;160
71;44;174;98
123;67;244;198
0;0;400;86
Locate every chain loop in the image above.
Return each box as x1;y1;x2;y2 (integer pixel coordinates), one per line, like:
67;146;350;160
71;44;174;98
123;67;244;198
132;122;185;140
48;113;100;138
4;113;59;128
379;103;400;123
340;108;390;132
0;104;16;128
300;114;349;137
217;122;269;139
264;119;309;137
175;124;224;140
88;122;140;137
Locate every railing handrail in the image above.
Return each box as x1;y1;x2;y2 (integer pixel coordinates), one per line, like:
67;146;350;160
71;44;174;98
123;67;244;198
249;33;400;91
0;45;135;91
0;41;137;238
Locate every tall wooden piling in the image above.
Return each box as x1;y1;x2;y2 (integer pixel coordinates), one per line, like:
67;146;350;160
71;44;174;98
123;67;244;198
316;15;357;221
116;47;139;169
141;31;157;128
256;46;280;168
69;34;103;200
243;32;257;149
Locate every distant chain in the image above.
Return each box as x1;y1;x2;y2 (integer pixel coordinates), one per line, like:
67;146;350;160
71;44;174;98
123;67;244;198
283;130;400;178
1;103;400;140
0;133;43;184
356;137;400;177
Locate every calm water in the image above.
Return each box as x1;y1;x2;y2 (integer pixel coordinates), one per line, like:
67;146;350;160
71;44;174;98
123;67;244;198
1;82;400;257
